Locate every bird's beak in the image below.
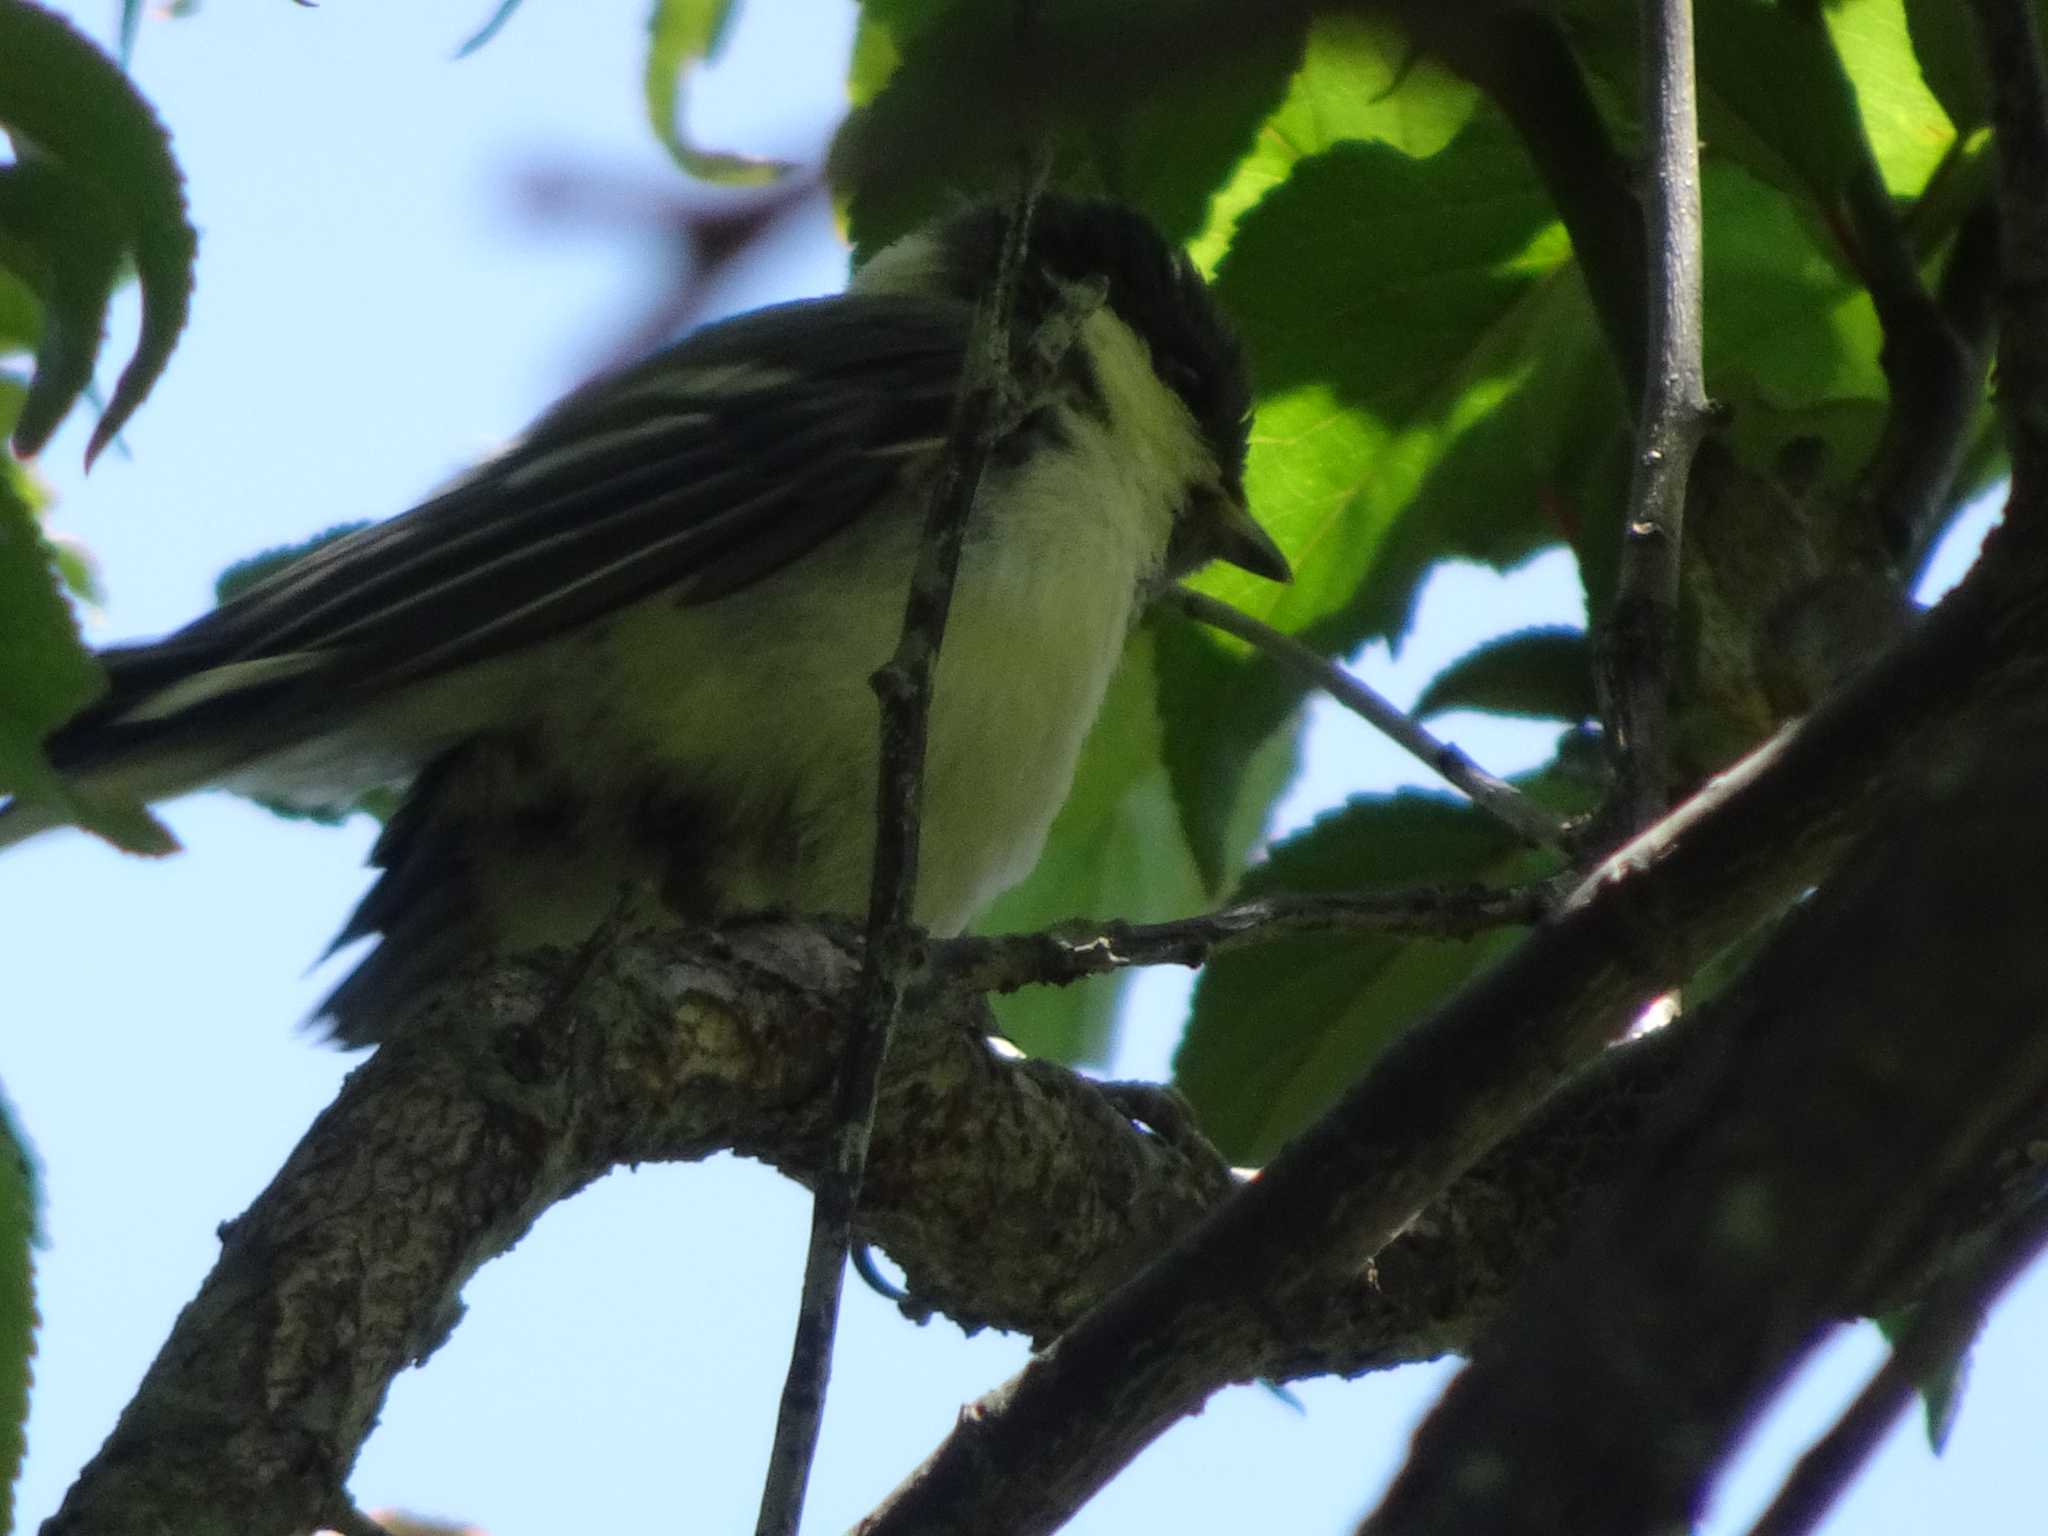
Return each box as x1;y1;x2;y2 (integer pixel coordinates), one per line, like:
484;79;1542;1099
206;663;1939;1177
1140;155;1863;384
1209;489;1292;583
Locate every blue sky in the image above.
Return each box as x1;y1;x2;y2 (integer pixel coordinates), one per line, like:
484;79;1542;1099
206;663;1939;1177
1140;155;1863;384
5;4;2039;1533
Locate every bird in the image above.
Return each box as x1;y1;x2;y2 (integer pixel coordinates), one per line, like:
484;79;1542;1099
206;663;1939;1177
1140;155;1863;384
1;195;1289;1047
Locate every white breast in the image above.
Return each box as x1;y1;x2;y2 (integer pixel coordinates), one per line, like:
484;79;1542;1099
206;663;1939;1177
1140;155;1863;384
541;303;1201;935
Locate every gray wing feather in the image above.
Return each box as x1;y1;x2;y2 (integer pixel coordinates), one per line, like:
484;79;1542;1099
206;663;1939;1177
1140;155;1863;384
47;293;970;774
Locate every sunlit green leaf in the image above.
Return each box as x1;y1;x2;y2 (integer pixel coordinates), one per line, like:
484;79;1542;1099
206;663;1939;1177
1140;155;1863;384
1414;626;1595;723
0;461;171;852
1165;113;1614;875
644;0;791;185
1824;0;1956;193
1187;9;1480;270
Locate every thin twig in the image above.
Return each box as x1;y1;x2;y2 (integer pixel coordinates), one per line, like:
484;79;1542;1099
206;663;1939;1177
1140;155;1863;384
751;172;1046;1536
1595;0;1710;832
1165;587;1573;851
1965;0;2048;505
1742;1193;2048;1536
928;883;1556;997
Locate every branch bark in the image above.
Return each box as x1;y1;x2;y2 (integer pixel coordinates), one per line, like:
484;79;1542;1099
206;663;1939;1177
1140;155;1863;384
1359;693;2048;1536
853;510;2048;1535
1596;0;1710;832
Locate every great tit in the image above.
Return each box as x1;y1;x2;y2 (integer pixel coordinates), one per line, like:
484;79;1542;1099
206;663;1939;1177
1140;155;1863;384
1;196;1289;1045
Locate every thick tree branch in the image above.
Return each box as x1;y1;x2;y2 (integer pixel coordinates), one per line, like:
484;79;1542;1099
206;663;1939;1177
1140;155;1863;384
854;510;2048;1536
51;770;2048;1536
37;917;1691;1536
42;925;1229;1536
1358;695;2048;1536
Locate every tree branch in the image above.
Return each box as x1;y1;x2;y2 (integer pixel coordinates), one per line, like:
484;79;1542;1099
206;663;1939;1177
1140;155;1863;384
30;919;1691;1536
853;508;2048;1535
1358;694;2048;1536
1596;0;1711;832
927;882;1556;998
50;793;2048;1536
1742;1193;2048;1536
1967;0;2048;508
1165;587;1574;851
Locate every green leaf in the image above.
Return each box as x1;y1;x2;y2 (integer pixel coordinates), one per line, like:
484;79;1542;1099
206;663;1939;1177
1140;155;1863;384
0;458;101;801
1207;115;1586;639
0;460;171;852
0;0;195;464
1875;1306;1969;1453
846;12;900;109
1696;0;1874;207
1701;160;1888;413
1154;615;1304;894
1165;112;1616;875
978;624;1222;1065
1575;0;1952;213
1186;9;1481;270
831;0;1304;254
0;375;99;608
1822;0;1957;194
0;268;38;355
1901;0;1989;132
0;1089;36;1536
1175;782;1579;1164
1414;626;1596;723
644;0;790;185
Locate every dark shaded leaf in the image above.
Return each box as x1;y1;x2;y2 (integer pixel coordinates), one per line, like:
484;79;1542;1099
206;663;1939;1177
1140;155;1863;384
1154;615;1303;895
1414;626;1595;723
1175;781;1581;1164
831;0;1304;253
1875;1306;1969;1453
1901;0;1987;133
